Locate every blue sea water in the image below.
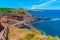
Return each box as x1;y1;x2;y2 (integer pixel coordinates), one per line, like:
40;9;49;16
29;10;60;37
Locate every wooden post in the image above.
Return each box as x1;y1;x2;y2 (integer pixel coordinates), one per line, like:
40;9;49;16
0;23;4;32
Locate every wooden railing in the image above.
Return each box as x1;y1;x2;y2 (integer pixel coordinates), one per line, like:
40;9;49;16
0;26;9;40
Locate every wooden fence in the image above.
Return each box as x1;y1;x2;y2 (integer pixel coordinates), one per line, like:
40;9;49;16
0;27;9;40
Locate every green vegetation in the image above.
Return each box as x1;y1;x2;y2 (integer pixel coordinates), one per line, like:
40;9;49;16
0;8;30;18
18;38;26;40
8;26;45;40
0;8;24;12
46;36;53;40
18;33;35;40
0;8;25;15
0;8;29;18
30;35;41;40
54;36;59;40
39;30;44;35
0;8;12;12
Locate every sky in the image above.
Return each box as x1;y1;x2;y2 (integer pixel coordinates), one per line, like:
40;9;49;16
0;0;60;10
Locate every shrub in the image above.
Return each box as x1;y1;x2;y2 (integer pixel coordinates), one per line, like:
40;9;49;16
18;38;26;40
23;33;35;40
46;36;53;40
53;36;59;40
39;30;44;35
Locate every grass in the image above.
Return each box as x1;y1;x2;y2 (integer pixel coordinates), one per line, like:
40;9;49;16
0;8;24;12
8;26;60;40
8;26;45;40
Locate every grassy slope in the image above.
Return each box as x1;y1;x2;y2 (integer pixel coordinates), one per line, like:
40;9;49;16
8;26;43;40
8;26;60;40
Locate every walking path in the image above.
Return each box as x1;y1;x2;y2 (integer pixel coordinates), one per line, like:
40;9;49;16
1;19;35;29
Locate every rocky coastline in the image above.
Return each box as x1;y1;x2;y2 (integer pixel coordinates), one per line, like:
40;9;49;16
0;9;60;40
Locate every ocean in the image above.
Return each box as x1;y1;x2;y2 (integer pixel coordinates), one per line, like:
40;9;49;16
29;10;60;37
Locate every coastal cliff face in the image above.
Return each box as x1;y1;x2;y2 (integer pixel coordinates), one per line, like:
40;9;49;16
1;11;39;24
0;8;40;23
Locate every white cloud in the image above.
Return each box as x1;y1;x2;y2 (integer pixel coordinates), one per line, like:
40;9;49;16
30;0;57;9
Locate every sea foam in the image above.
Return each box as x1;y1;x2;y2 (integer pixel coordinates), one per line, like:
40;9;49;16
50;18;60;21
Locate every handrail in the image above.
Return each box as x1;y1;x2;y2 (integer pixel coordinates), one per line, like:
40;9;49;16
0;26;9;40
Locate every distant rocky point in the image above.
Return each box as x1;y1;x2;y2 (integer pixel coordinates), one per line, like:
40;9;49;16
26;9;44;12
